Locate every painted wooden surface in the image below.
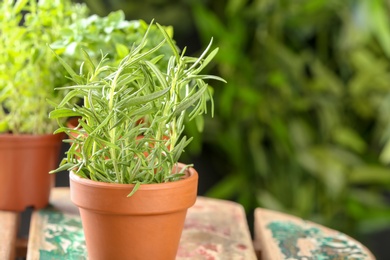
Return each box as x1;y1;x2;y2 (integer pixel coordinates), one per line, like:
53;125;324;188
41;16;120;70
254;208;376;260
0;210;18;260
27;187;256;260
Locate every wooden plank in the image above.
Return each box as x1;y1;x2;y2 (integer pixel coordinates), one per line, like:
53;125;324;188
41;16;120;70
178;196;256;259
0;211;18;260
26;187;78;260
254;208;376;260
27;187;257;259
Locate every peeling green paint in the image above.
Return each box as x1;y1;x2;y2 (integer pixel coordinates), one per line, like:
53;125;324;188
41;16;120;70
267;221;368;259
38;208;87;260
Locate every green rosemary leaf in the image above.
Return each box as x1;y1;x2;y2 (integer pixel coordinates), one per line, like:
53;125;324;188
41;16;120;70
174;83;208;116
127;182;141;197
49;108;82;119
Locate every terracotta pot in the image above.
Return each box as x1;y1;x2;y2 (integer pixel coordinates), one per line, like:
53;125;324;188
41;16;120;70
0;133;63;211
67;117;81;139
70;163;198;260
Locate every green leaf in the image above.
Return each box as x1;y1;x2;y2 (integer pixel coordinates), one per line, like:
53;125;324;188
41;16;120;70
174;83;208;116
189;40;215;72
50;47;84;84
172;136;192;162
195;115;204;132
350;166;390;185
127;182;141;197
49;108;82;119
157;23;179;62
118;86;170;107
116;43;129;58
81;49;96;73
57;90;82;108
89;111;113;135
49;162;74;174
82;136;94;160
186;74;226;83
144;61;168;89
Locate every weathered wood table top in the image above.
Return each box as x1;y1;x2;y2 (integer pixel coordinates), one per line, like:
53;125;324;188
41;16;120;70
26;187;257;260
0;187;378;259
254;208;376;260
0;210;18;260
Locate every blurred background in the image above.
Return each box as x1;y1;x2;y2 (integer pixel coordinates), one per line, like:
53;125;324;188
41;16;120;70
56;0;390;258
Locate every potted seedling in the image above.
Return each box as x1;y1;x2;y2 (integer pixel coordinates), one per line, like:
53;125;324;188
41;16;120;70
0;0;88;211
49;21;225;259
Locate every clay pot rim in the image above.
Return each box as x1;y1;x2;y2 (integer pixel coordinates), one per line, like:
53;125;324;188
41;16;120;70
69;163;197;191
0;133;61;139
0;133;64;148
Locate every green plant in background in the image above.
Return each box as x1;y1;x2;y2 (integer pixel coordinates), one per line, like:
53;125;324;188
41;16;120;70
0;0;88;134
76;0;196;50
190;0;390;238
49;22;224;191
50;10;175;70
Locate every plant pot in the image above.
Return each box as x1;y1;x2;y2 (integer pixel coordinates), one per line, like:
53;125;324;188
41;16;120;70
0;133;63;211
69;163;198;260
67;117;81;139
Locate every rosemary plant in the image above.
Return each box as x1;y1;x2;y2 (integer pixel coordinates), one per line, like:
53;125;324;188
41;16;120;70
50;22;225;191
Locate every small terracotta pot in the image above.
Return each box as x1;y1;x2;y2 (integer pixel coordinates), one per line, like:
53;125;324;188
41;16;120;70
70;163;198;260
0;133;63;211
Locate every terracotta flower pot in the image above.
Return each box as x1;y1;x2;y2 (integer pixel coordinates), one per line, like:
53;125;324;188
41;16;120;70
0;133;63;211
69;163;198;260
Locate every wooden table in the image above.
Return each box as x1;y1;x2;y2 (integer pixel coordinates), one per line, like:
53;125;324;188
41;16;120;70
0;187;376;259
0;211;18;260
26;187;257;259
254;208;376;259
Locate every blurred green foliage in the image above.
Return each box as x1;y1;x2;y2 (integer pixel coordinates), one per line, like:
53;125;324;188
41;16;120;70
190;0;390;237
51;11;175;72
75;0;198;52
78;0;390;237
0;0;88;134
